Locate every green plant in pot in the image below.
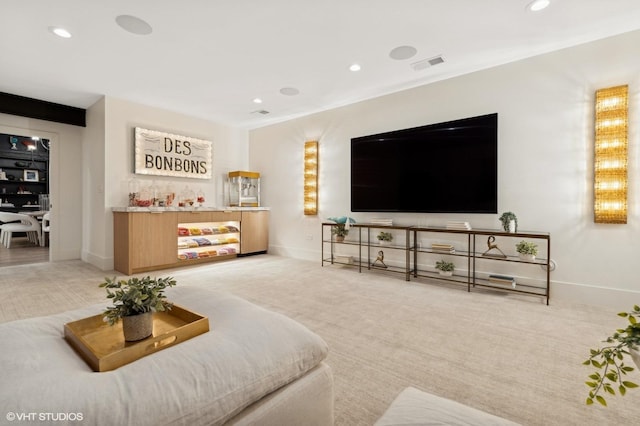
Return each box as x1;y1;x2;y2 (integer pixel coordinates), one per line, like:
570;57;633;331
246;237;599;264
584;305;640;406
331;224;349;242
100;276;177;342
499;212;518;232
515;240;538;261
435;259;455;276
377;231;393;245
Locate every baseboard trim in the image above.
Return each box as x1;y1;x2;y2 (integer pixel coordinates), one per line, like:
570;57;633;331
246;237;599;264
550;280;640;310
81;250;113;271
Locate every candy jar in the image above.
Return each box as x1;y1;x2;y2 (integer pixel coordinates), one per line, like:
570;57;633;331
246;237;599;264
179;186;195;208
150;181;161;207
136;184;153;207
128;177;139;207
165;183;175;207
197;189;205;207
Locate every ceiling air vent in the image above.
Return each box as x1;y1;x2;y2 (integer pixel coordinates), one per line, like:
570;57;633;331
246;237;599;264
252;109;270;115
410;55;445;72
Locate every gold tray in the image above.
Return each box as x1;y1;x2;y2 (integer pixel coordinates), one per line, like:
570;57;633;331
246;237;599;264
64;305;209;372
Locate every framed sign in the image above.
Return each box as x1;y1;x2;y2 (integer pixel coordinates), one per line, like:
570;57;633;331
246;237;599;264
24;169;39;182
134;127;212;179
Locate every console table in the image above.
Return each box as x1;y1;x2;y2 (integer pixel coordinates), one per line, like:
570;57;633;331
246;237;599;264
322;223;551;304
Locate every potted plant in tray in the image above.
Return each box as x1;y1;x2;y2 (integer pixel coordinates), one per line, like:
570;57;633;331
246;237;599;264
499;211;518;233
584;305;640;406
332;224;349;242
435;259;455;276
100;276;177;342
515;240;538;261
377;231;393;246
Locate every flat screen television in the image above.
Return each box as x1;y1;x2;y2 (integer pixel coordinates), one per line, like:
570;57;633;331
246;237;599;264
351;113;498;213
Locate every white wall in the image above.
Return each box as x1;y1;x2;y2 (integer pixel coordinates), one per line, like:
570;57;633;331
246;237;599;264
82;96;249;270
0;113;83;261
83;98;107;268
249;29;640;309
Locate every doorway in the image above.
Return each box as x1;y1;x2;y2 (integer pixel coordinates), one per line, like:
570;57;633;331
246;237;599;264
0;131;51;266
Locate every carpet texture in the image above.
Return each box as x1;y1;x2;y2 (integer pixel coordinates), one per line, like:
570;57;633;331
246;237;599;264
1;254;639;425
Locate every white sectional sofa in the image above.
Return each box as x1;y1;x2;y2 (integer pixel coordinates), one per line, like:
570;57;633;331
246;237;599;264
0;286;334;425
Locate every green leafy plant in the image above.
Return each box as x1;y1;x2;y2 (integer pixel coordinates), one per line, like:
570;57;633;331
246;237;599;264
435;259;455;272
377;231;393;242
331;223;349;237
499;212;518;232
100;276;177;326
584;305;640;406
515;240;538;256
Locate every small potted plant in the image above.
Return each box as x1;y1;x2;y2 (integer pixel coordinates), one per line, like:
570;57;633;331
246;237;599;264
499;212;518;233
100;276;177;342
584;305;640;406
435;259;455;276
515;240;538;261
331;224;349;242
377;231;393;246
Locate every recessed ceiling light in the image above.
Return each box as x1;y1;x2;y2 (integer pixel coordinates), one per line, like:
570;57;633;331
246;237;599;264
49;26;72;38
527;0;550;12
115;15;153;35
279;87;300;96
253;98;263;104
389;45;417;60
349;64;361;72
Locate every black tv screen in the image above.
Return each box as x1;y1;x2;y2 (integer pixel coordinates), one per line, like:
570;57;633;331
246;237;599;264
351;113;498;213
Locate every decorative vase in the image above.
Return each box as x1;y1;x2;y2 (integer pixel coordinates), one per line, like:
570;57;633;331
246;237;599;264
508;220;516;233
122;312;153;342
519;253;535;262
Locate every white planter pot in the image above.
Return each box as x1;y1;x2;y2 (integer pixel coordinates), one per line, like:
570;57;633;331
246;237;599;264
438;271;453;277
519;253;536;262
378;240;390;246
508;220;516;233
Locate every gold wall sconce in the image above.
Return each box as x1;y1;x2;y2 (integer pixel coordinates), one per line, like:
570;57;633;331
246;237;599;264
594;85;628;224
304;141;318;215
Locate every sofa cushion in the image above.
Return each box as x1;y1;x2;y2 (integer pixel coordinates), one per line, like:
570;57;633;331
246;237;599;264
0;286;329;426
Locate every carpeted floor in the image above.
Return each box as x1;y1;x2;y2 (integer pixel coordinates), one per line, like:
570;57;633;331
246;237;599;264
1;254;639;425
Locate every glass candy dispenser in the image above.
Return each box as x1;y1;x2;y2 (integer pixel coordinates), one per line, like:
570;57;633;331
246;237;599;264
228;171;260;207
179;186;196;207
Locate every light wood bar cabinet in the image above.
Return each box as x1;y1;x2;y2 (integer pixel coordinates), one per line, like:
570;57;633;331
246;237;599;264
114;208;269;275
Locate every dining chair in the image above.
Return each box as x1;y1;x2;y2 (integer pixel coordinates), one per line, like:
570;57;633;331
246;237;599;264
0;212;41;248
41;212;51;247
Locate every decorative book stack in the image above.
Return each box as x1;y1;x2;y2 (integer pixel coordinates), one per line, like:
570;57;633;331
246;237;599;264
446;221;472;230
488;274;516;288
432;243;455;254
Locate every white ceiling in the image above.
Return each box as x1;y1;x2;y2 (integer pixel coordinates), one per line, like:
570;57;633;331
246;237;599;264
2;0;640;129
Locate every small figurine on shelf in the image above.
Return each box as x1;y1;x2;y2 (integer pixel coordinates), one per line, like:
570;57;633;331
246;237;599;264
372;250;387;269
481;235;507;258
